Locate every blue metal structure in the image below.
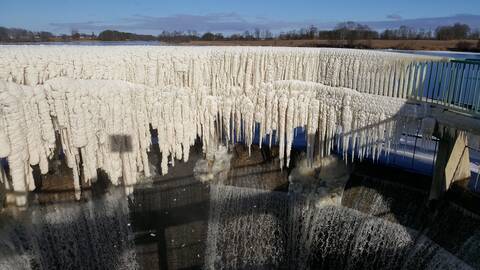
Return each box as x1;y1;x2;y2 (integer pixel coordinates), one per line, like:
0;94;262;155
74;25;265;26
409;59;480;115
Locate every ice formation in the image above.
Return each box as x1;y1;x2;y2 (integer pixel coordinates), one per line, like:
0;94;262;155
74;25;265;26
0;81;55;206
288;154;351;207
0;46;448;205
193;146;232;183
0;46;439;94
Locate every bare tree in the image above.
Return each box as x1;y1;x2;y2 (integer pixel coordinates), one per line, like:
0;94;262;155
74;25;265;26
436;23;470;40
71;29;80;40
254;28;261;40
308;25;318;39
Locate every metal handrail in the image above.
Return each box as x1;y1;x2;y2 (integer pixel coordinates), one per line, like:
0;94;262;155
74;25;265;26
408;59;480;115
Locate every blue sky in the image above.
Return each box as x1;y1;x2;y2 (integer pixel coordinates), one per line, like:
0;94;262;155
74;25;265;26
1;0;480;34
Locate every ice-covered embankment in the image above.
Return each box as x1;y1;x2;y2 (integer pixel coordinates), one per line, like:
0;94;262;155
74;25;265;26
0;46;443;205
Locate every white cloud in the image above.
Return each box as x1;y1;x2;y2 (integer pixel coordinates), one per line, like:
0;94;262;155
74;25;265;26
49;13;480;34
50;13;307;34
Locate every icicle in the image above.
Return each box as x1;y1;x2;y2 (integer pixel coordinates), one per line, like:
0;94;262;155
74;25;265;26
285;98;296;166
0;116;10;158
255;91;266;148
342;94;352;160
265;89;274;146
222;97;233;145
278;94;288;168
319;103;328;158
0;46;446;204
307;99;319;165
241;97;254;155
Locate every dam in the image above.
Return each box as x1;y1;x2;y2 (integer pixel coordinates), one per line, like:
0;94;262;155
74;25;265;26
0;46;479;269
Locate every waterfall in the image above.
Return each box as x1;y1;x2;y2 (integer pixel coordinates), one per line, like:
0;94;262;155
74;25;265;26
0;183;473;270
0;189;137;270
205;184;475;270
0;165;477;269
0;46;447;206
205;185;289;269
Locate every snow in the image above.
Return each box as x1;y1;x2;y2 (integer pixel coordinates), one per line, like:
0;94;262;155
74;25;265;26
0;46;447;205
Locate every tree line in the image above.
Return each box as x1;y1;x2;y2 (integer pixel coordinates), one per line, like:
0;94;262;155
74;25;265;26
1;22;479;45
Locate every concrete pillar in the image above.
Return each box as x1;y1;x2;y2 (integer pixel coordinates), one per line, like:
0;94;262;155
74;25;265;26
430;131;471;200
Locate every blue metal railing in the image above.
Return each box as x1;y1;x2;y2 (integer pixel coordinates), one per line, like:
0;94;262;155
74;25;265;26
408;59;480;115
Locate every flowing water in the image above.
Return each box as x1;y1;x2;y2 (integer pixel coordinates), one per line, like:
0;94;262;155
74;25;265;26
0;189;136;270
206;184;475;270
0;147;478;269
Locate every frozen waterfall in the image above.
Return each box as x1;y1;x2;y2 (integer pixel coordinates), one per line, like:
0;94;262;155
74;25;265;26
0;46;445;205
